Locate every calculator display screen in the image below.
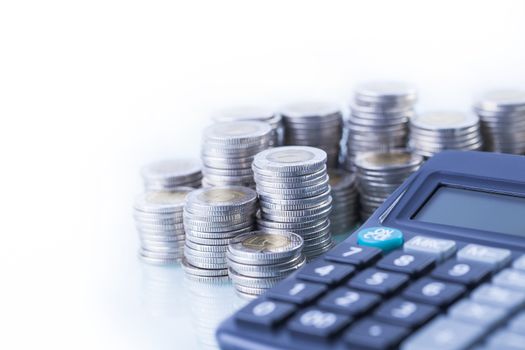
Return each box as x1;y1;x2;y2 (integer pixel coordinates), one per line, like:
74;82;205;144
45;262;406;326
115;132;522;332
414;186;525;237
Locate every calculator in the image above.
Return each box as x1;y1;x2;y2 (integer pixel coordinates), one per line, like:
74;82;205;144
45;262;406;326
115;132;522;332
216;151;525;350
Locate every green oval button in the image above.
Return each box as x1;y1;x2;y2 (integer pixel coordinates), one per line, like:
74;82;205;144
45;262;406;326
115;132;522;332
357;226;404;251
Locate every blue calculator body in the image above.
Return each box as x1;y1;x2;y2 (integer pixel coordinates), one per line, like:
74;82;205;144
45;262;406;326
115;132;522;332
216;151;525;350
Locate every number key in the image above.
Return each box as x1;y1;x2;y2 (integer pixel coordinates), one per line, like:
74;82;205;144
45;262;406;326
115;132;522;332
431;259;491;287
374;297;439;328
402;277;466;308
325;244;382;267
318;287;380;316
344;318;410;350
267;279;327;305
492;268;525;291
377;250;436;277
235;299;297;328
348;268;409;296
287;307;351;338
297;260;355;285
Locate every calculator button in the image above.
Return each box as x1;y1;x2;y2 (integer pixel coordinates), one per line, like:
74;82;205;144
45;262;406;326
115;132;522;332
513;255;525;271
287;307;351;338
267;279;327;305
402;277;466;307
485;329;525;350
448;299;507;328
325;244;381;267
508;311;525;334
431;259;492;287
492;268;525;291
297;260;355;285
377;250;436;277
344;318;410;350
348;268;409;296
457;244;511;270
470;284;525;310
400;316;485;350
318;287;380;316
404;235;456;261
235;299;297;327
356;226;404;251
374;297;439;328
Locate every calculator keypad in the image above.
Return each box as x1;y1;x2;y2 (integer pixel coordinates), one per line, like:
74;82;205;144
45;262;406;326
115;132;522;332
222;232;525;350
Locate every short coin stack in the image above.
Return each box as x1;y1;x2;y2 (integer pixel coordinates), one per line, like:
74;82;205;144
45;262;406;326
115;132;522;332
409;111;482;158
355;150;423;220
328;169;359;238
344;81;417;170
141;159;202;190
227;231;305;299
201;121;272;188
281;102;343;168
133;188;194;264
253;146;334;260
182;186;258;279
212;106;282;146
474;89;525;154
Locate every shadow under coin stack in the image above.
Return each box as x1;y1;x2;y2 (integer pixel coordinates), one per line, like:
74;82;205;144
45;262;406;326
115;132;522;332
226;231;305;299
409;111;482;158
344;81;417;170
281;102;343;168
182;186;257;280
253;146;334;260
327;169;359;240
133;188;194;265
201;121;272;188
355;150;423;220
474;89;525;154
212;106;282;146
140;159;202;190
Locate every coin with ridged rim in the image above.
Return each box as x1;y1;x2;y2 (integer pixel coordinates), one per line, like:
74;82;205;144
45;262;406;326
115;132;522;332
228;231;303;261
134;188;194;213
253;146;326;174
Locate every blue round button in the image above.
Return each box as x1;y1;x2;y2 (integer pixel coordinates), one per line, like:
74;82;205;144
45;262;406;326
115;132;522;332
357;226;404;251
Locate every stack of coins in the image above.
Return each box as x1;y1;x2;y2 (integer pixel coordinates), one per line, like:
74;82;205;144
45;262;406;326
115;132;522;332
328;169;359;238
253;146;333;260
182;186;258;279
344;81;417;170
212;106;282;146
201;121;272;188
281;102;343;168
355;150;423;220
141;159;202;190
409;111;483;158
227;231;305;299
474;89;525;154
133;188;194;264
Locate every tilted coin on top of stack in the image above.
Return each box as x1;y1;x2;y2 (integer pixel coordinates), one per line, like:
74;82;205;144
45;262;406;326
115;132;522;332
227;231;305;299
212;106;282;146
355;150;423;220
253;146;334;260
474;89;525;154
182;186;258;280
344;81;417;170
141;158;202;190
281;101;343;168
327;169;359;240
409;111;482;158
201;121;272;188
133;187;194;265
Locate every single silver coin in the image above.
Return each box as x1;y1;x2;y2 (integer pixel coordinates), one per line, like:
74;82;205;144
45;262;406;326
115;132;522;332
228;231;303;262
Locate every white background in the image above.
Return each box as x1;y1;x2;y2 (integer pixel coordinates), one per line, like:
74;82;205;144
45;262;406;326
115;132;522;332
1;1;524;349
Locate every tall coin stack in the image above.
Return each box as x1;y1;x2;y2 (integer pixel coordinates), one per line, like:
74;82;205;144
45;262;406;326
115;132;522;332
344;81;417;170
328;169;359;239
227;231;305;299
212;106;282;146
409;111;482;158
141;159;202;190
281;102;343;168
474;89;525;154
182;186;258;279
201;121;272;188
355;150;423;220
253;146;334;260
133;188;194;265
